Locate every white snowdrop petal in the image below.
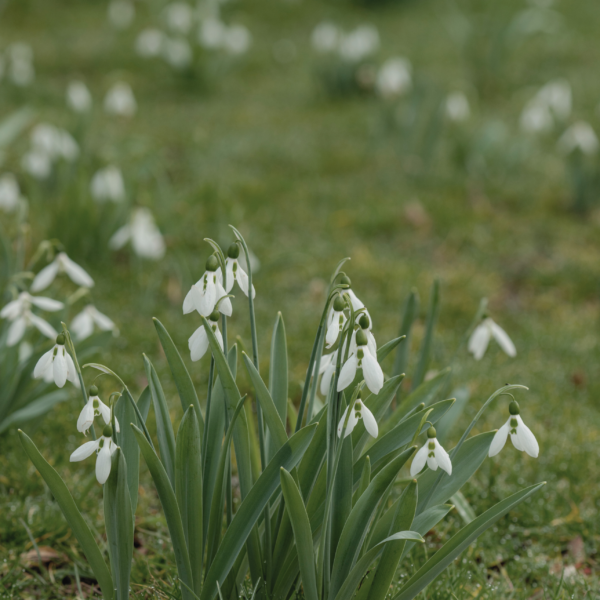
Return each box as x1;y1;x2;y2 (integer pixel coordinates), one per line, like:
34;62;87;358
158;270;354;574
325;316;340;348
61;254;94;288
189;326;209;361
347;289;364;310
97;400;111;424
468;324;491;360
516;416;539;458
488;422;510;457
29;313;58;339
92;308;116;331
96;442;113;484
65;352;79;386
426;455;439;471
7;317;27;347
225;261;236;293
70;439;100;461
1;298;21;319
109;225;131;250
215;281;232;316
361;405;379;438
434;440;452;475
361;350;384;395
197;279;216;316
71;310;94;340
29;296;64;311
510;431;524;452
490;321;516;357
34;348;54;378
320;365;335;396
182;288;196;314
31;261;60;292
237;265;253;298
77;402;95;433
53;349;68;387
215;327;224;351
410;444;429;476
337;354;358;391
337;406;350;438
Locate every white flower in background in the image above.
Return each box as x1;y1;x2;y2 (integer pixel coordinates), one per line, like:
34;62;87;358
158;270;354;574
90;166;126;203
319;350;337;396
520;99;553;133
489;401;539;458
33;334;79;388
31;252;94;292
376;58;412;98
326;295;347;348
183;254;232;316
162;37;193;69
136;29;165;57
221;243;255;298
337;328;383;394
537;79;571;120
338;25;379;63
30;123;80;162
19;341;33;363
410;427;452;476
70;425;117;484
164;2;194;35
71;305;118;341
189;310;223;361
223;25;252;55
0;173;23;212
1;292;62;346
77;385;119;435
311;21;340;53
66;81;92;113
108;0;135;29
557;121;599;156
21;150;51;179
7;43;35;87
109;207;166;260
337;394;378;438
446;91;471;122
104;82;137;117
468;316;516;361
198;18;226;49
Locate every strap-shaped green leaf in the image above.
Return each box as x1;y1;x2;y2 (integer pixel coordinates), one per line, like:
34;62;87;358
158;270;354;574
19;430;114;600
400;503;454;560
393;288;419;378
412;279;440;390
393;483;546;600
0;389;69;434
377;335;406;364
279;468;318;600
268;312;288;461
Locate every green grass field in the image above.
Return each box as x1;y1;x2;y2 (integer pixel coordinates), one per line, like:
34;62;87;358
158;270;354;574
1;0;599;598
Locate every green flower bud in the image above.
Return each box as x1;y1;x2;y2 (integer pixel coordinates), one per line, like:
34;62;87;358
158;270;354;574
103;424;113;438
358;314;370;330
333;295;345;312
206;255;219;272
509;400;520;415
356;328;368;346
89;385;99;396
427;426;437;439
209;309;220;322
340;275;351;287
56;334;66;345
227;243;240;259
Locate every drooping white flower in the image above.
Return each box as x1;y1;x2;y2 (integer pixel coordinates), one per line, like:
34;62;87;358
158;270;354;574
70;425;117;484
71;305;118;341
183;255;232;317
557;121;599;156
338;25;379;63
66;81;92;113
337;394;378;438
108;0;135;29
221;243;255;298
31;252;94;292
489;401;539;458
19;341;33;363
0;173;23;212
30;124;79;162
468;317;516;361
21;150;51;179
198;18;226;49
188;310;224;361
446;91;471;122
376;58;411;99
520;99;553;134
319;350;337;397
104;82;137;117
76;385;120;434
349;315;377;357
136;29;165;57
311;21;340;53
33;334;79;388
326;295;347;348
536;79;571;121
410;427;452;476
109;207;166;260
162;37;193;69
223;25;252;55
90;166;126;203
163;2;194;34
337;328;384;395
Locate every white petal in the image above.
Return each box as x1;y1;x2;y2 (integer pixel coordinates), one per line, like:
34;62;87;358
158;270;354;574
224;260;235;293
426;454;439;471
337;354;358;391
29;313;58;339
108;224;131;250
77;401;95;433
490;321;516;357
434;440;452;475
361;350;384;394
182;287;196;314
29;296;64;311
320;364;335;396
71;310;94;340
410;445;429;476
337;406;359;438
336;406;349;437
60;254;94;288
31;261;60;292
515;416;539;458
1;298;21;319
215;281;232;316
214;326;224;351
70;439;100;461
7;317;27;346
367;331;377;357
347;289;364;311
97;399;111;424
468;323;491;360
325;314;341;348
33;348;54;378
65;352;80;386
510;430;524;451
318;352;333;375
488;421;510;457
53;348;68;387
361;404;379;438
95;441;112;484
189;326;209;361
91;307;116;331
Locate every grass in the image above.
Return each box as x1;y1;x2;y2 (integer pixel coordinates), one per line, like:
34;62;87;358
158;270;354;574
1;0;599;598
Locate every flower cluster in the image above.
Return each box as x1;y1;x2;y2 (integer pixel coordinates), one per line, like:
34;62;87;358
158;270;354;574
21;123;79;180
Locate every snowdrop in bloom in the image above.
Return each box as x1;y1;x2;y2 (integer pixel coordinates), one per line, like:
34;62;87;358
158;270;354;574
109;207;166;260
183;255;232;317
162;37;193;69
410;427;452;476
70;424;117;484
136;29;165;57
319;350;337;396
90;166;126;203
311;22;340;53
537;79;571;121
223;25;252;55
71;305;118;341
338;25;380;63
349;315;377;358
30;123;80;162
326;295;347;348
489;401;539;458
468;317;516;361
1;292;62;346
108;0;135;29
66;81;92;113
557;121;599;156
337;391;378;438
446;91;471;122
189;310;223;361
338;275;365;313
0;173;23;212
163;2;194;35
376;58;411;98
104;82;137;117
77;385;120;434
198;18;226;49
337;328;383;394
31;252;94;292
221;243;255;298
33;334;79;388
520;99;553;134
21;150;51;179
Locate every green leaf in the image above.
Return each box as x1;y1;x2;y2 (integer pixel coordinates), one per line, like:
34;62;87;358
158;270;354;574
377;335;406;364
331;427;353;558
279;469;318;600
176;406;203;596
353;456;371;506
201;424;318;600
132;425;194;600
393;483;546;600
412;279;440;390
18;431;114;600
450;490;476;524
104;449;134;600
0;390;69;434
268;312;288;462
144;355;177;487
400;504;454;560
393;289;419;378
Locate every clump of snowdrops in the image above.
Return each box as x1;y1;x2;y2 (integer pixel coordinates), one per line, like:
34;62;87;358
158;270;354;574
19;226;544;600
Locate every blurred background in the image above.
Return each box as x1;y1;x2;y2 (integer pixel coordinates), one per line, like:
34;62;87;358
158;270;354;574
0;0;599;597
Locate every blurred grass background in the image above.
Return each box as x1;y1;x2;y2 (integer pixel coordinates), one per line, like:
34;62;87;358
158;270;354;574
1;0;599;597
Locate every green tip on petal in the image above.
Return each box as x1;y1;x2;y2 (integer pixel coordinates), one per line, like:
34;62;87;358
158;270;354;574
56;333;66;345
356;328;368;346
509;400;520;415
427;426;437;439
206;254;219;271
227;243;240;259
333;295;345;312
89;384;99;396
340;275;351;287
103;424;113;438
209;309;220;322
358;314;370;330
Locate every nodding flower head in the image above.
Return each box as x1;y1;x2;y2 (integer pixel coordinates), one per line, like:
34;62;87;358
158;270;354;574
183;253;232;317
337;327;383;395
468;317;516;361
223;242;255;299
70;424;117;484
410;426;452;476
489;401;539;458
76;385;120;435
326;294;347;348
188;308;224;362
337;391;378;438
33;334;79;388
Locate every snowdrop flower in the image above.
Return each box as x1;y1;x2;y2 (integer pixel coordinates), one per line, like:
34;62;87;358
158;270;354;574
349;315;377;358
21;150;51;179
162;37;193;69
0;173;23;212
326;295;347;348
537;79;571;121
468;317;516;361
410;427;452;476
221;243;255;298
376;58;412;98
109;207;166;260
446;91;471;122
223;25;252;55
31;252;94;292
311;22;340;53
198;18;226;49
66;81;92;113
8;43;35;87
104;82;137;117
338;25;379;63
189;310;223;361
90;166;126;203
489;401;539;458
319;350;337;396
71;305;118;341
557;121;599;156
520;99;553;134
136;29;165;57
77;385;119;435
70;424;117;484
337;391;378;438
30;124;79;162
183;255;232;317
108;0;135;29
33;334;79;388
337;328;383;395
338;275;364;313
19;341;33;363
1;292;61;346
164;2;194;34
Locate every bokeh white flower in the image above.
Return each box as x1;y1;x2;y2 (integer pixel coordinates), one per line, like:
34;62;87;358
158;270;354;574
66;81;93;113
376;58;411;98
446;91;471;122
557;121;599;155
136;29;165;58
71;305;118;341
31;252;94;292
108;0;135;29
90;166;126;203
104;82;137;117
109;207;166;260
0;173;23;212
468;317;516;361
